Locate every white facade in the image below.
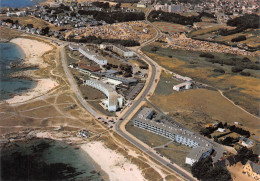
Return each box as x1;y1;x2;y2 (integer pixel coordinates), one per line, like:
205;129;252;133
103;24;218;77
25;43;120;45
185;157;197;166
7;11;26;17
137;3;147;8
79;47;107;65
155;4;184;13
217;128;226;133
69;44;79;51
112;44;134;57
173;74;192;82
239;137;254;148
133;107;216;166
173;81;192;91
85;80;124;112
100;43;135;58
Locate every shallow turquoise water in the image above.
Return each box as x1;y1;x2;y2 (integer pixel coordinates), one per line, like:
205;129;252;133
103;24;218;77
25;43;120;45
1;138;104;180
0;42;37;101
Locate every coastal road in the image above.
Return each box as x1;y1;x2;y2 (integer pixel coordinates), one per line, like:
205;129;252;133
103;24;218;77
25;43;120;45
23;13;196;180
58;37;194;180
59;45;99;117
114;33;197;181
114;3;196;181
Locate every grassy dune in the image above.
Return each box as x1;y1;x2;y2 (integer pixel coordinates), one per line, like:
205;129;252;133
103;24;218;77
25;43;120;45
141;44;260;139
142;44;260;117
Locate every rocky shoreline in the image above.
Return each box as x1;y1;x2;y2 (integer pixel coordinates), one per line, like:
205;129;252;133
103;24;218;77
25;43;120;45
9;61;38;69
8;62;39;81
0;128;87;149
0;38;9;43
0;128;106;181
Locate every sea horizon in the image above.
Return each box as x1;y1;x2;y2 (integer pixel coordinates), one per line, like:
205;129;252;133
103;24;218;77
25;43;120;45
0;0;45;8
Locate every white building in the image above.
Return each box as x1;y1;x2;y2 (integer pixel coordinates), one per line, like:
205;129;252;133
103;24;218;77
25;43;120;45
85;79;124;112
239;137;254;148
69;44;79;51
173;81;192;91
137;3;147;8
155;4;184;13
49;2;61;8
100;43;135;58
133;107;217;166
217;128;226;133
185;147;213;166
173;74;192;82
7;11;26;17
79;47;107;65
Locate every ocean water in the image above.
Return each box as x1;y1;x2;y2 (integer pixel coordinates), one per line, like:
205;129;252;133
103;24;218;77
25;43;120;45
0;42;37;101
1;138;105;180
0;0;40;8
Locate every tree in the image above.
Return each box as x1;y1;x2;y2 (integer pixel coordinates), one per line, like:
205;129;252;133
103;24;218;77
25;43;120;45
27;24;34;28
220;136;236;146
237;146;258;164
41;27;50;35
199;53;214;58
192;157;231;181
213;68;225;74
115;2;121;9
231;66;244;73
217;122;224;128
5;19;13;24
200;128;211;136
231;35;247;42
191;157;213;180
151;46;159;52
204;166;231;181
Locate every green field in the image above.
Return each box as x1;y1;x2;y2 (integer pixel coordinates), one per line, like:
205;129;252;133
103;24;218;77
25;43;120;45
142;43;260;116
190;26;260;48
154;71;181;96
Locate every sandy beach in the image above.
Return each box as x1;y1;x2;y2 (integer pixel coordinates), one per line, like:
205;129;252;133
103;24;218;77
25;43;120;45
81;141;147;181
6;38;58;104
6;78;58;104
10;38;53;68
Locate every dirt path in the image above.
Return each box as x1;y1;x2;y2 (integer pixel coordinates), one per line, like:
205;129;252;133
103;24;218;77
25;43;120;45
218;90;260;120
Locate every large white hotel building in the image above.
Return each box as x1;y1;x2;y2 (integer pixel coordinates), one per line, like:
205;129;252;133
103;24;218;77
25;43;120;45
133;107;223;165
85;79;124;112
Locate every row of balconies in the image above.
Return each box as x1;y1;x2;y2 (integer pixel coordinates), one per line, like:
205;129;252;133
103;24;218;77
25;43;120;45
134;121;200;148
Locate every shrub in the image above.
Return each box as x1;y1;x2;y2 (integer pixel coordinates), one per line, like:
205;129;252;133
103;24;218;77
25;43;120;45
231;66;244;73
199;53;214;58
231;35;247;42
151;46;159;52
240;71;251;76
213;68;225;74
242;57;250;62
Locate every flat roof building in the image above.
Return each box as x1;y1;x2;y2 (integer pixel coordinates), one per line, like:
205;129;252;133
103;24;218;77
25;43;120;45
85;79;124;112
112;44;135;58
243;160;260;180
173;81;192;91
69;44;79;51
133;107;223;166
105;74;138;85
79;47;107;65
100;43;135;58
239;137;254;148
